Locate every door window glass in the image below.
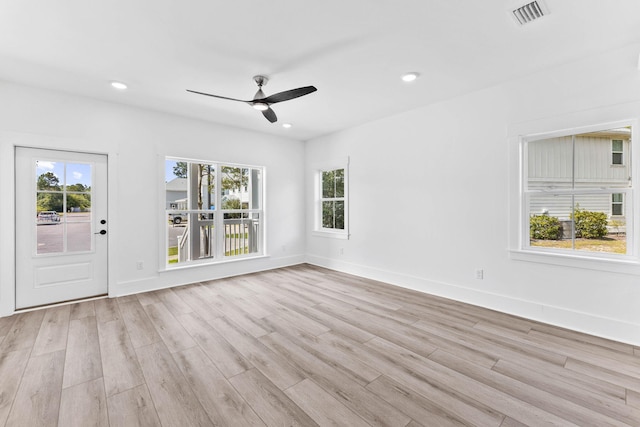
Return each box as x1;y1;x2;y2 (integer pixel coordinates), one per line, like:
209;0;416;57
35;160;93;255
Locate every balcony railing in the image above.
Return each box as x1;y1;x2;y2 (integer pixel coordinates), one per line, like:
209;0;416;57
174;216;259;264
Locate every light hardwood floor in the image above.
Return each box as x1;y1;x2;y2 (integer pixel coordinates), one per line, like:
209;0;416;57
1;264;639;426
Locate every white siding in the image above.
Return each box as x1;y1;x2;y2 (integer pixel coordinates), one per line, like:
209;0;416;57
528;135;630;189
527;134;630;218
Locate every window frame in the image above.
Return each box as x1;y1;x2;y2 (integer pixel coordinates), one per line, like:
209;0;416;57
612;193;624;216
313;157;349;239
514;119;638;265
612;139;624;165
163;157;265;269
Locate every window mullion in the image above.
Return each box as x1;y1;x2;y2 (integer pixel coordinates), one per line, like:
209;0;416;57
215;162;224;258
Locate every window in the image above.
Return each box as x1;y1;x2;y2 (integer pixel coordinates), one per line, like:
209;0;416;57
314;158;349;238
35;160;93;254
322;169;345;229
612;139;624;165
165;158;264;267
612;193;623;216
523;125;632;257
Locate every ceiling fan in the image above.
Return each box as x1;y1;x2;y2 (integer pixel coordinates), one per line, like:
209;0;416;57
187;75;317;123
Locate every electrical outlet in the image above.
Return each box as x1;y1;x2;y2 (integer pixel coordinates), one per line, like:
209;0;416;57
339;247;344;256
136;261;144;270
475;269;484;279
282;245;286;252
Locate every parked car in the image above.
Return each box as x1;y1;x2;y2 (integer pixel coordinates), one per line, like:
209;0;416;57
169;213;187;225
37;211;60;223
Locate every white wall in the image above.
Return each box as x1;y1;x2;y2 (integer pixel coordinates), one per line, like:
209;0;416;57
305;43;640;345
0;81;306;316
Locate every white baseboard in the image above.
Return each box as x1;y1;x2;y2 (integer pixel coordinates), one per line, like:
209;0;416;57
305;255;640;346
113;254;305;298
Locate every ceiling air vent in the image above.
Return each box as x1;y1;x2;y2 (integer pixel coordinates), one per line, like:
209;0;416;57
512;1;548;25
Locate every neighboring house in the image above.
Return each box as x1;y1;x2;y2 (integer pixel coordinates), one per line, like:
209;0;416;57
527;127;631;223
165;177;187;209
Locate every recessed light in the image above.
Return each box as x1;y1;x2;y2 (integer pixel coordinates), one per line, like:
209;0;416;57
401;72;419;82
282;123;292;129
110;81;128;90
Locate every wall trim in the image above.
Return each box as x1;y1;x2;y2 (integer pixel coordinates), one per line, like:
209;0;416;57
112;254;306;297
305;254;640;346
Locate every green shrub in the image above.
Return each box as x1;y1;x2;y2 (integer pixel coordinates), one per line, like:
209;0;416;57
572;209;608;239
530;214;561;240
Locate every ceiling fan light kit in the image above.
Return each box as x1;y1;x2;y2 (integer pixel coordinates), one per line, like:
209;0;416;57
187;75;317;123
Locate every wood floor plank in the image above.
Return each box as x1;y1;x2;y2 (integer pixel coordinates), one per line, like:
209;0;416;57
528;329;640;378
95;298;122;324
58;377;108;427
428;348;630;427
173;346;266;426
229;368;318;427
5;350;65;427
492;353;627;402
135;341;213;426
565;357;640;393
262;314;381;387
63;315;103;388
32;305;71;356
366;337;579;427
266;299;330;337
172;284;225;322
413;318;567;367
135;290;161;306
317;331;504;426
0;349;31;426
278;299;375;343
208;316;305;390
115;294;139;304
69;300;96;320
196;288;271;338
628;389;640;409
285;378;371;427
155;288;193;316
97;318;145;397
261;331;413;427
492;358;638;423
269;278;358;312
107;385;160;427
366;374;472;427
531;323;636;355
314;303;456;363
118;300;161;349
0;310;44;354
0;315;16;338
142;301;196;353
176;312;252;378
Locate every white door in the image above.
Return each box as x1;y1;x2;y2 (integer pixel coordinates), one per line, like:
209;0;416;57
15;147;108;309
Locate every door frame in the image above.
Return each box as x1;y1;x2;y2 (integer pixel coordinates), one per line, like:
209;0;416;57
0;132;116;317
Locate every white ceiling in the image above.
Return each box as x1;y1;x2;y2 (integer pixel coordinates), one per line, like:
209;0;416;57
1;0;639;140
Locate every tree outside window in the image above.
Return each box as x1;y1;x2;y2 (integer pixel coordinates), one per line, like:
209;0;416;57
321;168;345;230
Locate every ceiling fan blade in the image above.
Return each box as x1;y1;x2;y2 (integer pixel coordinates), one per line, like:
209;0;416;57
262;107;277;123
261;86;317;104
186;89;250;103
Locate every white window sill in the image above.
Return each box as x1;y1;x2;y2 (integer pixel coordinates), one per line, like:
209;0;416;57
509;249;640;275
312;230;350;240
159;254;269;273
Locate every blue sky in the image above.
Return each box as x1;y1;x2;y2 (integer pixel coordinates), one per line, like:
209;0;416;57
165;159;182;182
36;161;92;187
